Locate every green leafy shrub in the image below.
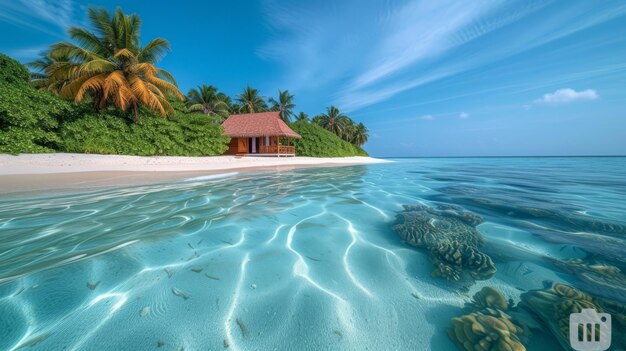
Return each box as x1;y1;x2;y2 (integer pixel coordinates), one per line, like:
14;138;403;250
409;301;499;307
0;53;30;84
0;55;70;154
290;121;368;157
170;114;231;156
59;112;229;156
59;114;131;154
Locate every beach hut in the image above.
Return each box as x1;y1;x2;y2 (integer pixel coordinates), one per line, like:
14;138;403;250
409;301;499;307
222;112;302;156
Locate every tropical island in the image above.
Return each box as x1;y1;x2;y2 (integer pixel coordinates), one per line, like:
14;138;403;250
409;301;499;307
0;7;380;177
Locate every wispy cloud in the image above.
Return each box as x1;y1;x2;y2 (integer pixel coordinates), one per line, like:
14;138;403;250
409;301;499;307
421;115;434;120
259;1;626;113
534;88;598;105
0;0;76;35
459;112;470;119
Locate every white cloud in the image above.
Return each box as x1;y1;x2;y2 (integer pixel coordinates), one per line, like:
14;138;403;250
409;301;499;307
534;88;598;104
0;0;75;35
259;1;626;113
421;115;434;120
459;112;469;119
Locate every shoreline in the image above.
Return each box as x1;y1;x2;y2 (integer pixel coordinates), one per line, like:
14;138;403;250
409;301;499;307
0;153;389;195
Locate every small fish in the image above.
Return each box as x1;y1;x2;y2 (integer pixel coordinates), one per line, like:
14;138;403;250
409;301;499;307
305;255;321;262
187;243;195;249
14;286;25;296
172;287;189;300
86;281;100;290
15;333;51;349
411;292;421;300
236;317;248;337
157;340;165;348
223;338;230;348
186;251;198;261
140;306;151;317
197;239;204;245
334;330;343;338
251;283;257;289
164;268;174;278
221;239;234;246
205;274;221;281
216;298;220;311
191;267;203;273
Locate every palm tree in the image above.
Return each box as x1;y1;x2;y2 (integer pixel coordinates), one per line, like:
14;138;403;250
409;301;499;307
236;86;267;113
27;51;72;93
295;112;309;122
268;89;295;122
314;106;350;137
186;84;230;120
33;7;183;121
352;123;369;146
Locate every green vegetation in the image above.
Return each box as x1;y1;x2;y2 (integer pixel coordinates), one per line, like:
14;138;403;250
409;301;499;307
0;54;71;154
268;90;296;122
186;85;231;121
311;105;369;147
0;6;370;158
60;112;228;156
290;121;367;157
31;7;183;120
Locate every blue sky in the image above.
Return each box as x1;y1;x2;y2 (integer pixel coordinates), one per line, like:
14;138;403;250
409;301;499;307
1;0;625;157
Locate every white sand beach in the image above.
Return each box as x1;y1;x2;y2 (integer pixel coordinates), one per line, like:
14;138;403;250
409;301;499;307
0;153;388;175
0;153;389;194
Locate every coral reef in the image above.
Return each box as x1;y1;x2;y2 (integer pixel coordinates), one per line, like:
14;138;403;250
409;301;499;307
521;283;626;350
393;203;495;281
551;258;626;302
448;287;527;351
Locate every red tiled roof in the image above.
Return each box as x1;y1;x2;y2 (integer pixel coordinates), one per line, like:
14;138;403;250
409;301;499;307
222;111;302;139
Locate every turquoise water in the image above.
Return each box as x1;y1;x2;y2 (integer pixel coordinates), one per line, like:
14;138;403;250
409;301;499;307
1;157;625;350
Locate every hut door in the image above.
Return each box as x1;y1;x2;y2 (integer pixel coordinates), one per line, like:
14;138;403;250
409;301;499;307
248;137;260;153
237;138;248;153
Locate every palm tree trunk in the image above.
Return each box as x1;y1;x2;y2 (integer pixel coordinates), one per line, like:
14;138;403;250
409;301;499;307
132;102;139;123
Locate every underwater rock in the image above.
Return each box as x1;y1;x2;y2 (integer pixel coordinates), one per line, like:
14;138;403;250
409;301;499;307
520;283;626;351
393;203;495;281
86;281;100;290
172;287;189;300
140;306;150;317
164;268;174;278
236;317;248;337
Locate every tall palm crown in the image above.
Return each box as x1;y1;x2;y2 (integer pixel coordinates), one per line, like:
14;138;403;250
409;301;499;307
236;86;268;113
295;112;309;122
186;84;231;120
35;7;183;120
352;122;369;146
28;51;72;93
268;90;296;122
315;106;350;136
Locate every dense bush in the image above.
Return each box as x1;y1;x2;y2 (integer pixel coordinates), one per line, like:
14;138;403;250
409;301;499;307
0;55;71;154
290;121;368;157
0;53;30;84
59;112;229;156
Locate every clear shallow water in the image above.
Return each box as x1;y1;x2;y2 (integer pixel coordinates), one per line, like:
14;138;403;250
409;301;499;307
0;157;625;350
